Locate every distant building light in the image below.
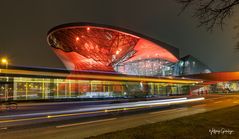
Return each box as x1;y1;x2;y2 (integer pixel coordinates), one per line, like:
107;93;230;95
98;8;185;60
87;27;90;31
185;61;189;66
179;61;184;67
192;61;196;65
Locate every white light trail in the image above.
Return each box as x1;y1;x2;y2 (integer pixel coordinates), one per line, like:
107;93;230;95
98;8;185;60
0;97;204;119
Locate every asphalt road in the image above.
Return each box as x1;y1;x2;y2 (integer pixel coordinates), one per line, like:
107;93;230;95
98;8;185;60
0;94;238;139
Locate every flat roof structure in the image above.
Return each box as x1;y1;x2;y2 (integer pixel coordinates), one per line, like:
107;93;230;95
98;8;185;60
0;66;200;84
185;72;239;82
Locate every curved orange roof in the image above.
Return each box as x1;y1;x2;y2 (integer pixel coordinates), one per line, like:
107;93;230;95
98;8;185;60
47;22;179;73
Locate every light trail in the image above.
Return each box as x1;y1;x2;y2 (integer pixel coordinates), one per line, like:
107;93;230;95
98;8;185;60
0;98;187;119
0;97;204;123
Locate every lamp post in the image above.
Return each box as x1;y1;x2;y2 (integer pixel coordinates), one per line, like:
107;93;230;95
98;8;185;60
1;58;8;81
1;58;8;101
1;58;8;69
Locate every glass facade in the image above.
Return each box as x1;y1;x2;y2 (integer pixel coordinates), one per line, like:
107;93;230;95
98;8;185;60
209;81;239;93
0;76;191;101
190;81;239;95
115;58;174;76
173;55;212;76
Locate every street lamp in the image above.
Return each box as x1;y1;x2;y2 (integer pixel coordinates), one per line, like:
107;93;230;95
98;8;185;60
1;58;8;68
1;58;9;78
1;58;8;101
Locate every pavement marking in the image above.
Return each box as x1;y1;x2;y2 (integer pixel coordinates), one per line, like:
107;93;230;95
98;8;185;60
0;116;46;123
145;120;155;124
192;104;207;107
204;96;228;101
47;110;104;118
56;118;117;128
150;108;187;115
214;101;223;104
0;110;105;124
0;127;7;130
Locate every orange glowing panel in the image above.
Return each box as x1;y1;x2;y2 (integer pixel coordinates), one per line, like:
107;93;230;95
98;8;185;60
54;49;114;71
47;22;179;74
185;72;239;82
123;39;178;63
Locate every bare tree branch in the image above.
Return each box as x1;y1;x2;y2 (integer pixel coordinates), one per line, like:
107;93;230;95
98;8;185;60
177;0;239;32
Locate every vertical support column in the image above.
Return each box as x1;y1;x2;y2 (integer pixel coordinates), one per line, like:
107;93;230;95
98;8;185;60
13;78;17;100
75;80;79;97
56;79;59;98
69;80;71;98
103;81;106;92
25;82;28;100
150;83;154;95
4;84;8;101
78;80;81;97
49;79;54;99
157;83;160;95
89;80;91;93
64;80;67;98
177;85;180;95
42;79;45;99
108;81;113;92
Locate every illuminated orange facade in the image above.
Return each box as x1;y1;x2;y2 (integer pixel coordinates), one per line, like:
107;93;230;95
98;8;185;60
47;23;179;76
185;72;239;82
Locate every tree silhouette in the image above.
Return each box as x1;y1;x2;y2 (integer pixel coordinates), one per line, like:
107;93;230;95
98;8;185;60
177;0;239;49
177;0;239;31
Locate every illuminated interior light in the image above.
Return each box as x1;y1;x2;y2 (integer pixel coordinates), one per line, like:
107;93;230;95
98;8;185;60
76;37;79;41
87;27;90;31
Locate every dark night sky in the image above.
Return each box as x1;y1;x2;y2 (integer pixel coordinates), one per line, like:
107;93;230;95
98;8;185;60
0;0;238;72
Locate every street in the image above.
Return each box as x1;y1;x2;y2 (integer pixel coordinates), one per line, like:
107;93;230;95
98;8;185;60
0;94;238;139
